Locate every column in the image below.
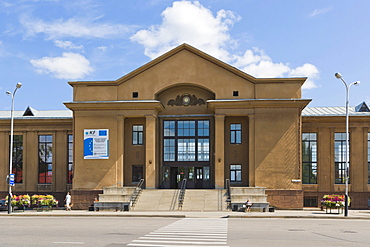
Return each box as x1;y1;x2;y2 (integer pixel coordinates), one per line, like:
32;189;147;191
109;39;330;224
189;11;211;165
248;114;255;187
214;114;225;189
145;114;157;188
116;115;124;186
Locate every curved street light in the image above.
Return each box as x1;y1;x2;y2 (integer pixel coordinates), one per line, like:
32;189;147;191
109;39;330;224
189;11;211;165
334;73;359;217
6;82;22;214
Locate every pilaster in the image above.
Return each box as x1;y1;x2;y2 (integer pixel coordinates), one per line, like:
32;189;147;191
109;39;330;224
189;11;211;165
214;114;225;188
145;114;157;188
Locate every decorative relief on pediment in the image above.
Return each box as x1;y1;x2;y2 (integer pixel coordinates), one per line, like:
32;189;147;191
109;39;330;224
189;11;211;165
167;93;205;106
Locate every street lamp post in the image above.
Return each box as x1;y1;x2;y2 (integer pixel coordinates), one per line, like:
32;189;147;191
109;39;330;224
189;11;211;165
334;73;359;217
6;82;22;214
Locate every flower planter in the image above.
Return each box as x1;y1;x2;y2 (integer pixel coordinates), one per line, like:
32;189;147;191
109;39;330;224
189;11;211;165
321;195;348;214
324;206;343;214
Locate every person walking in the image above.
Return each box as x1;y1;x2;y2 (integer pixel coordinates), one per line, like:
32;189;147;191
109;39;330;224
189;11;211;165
65;192;72;211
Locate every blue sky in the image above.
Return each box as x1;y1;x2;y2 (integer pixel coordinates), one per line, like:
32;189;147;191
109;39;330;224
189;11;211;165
1;0;369;111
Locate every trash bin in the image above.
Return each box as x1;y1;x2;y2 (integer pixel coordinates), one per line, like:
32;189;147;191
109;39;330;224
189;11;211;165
123;204;129;211
232;204;238;212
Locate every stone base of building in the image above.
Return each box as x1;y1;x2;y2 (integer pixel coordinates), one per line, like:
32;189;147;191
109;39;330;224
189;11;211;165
71;189;103;210
304;191;370;209
266;189;303;209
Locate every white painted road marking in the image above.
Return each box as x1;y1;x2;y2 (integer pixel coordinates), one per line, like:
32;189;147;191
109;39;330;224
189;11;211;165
128;218;229;247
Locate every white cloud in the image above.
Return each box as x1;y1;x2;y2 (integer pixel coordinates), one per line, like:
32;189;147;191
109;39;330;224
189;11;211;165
20;15;131;39
131;0;319;89
30;52;93;79
54;40;84;50
130;0;240;60
289;63;319;89
309;7;331;18
232;48;318;88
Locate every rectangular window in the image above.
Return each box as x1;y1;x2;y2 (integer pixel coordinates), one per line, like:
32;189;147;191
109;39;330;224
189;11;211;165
164;121;176;136
368;133;370;184
198;120;210;136
132;125;144;145
178;139;196;161
163;120;210;162
178;121;195;136
197;139;210;161
132;165;143;182
230;124;242;144
303;196;318;207
68;134;73;184
164;139;175;161
230;164;242;182
38;135;53;184
335;132;349;184
302;133;317;184
10;135;23;183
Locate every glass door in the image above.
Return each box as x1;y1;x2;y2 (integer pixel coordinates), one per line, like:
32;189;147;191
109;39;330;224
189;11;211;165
195;167;203;188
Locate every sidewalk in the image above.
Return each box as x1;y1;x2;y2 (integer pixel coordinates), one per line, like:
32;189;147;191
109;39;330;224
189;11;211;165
1;209;370;219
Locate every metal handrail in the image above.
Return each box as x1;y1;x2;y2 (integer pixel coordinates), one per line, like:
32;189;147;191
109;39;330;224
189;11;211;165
129;179;144;208
225;179;231;210
178;179;187;210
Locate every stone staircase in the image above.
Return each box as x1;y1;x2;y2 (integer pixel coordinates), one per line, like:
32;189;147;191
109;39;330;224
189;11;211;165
181;189;229;211
98;186;136;202
133;189;179;211
230;187;269;212
96;187;268;212
132;189;229;211
95;186;136;211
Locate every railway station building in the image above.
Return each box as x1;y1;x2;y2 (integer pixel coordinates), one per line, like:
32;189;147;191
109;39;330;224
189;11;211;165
1;44;369;209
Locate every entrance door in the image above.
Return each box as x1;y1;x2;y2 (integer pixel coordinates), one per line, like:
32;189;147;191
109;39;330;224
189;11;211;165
195;167;203;188
167;166;210;189
170;167;178;189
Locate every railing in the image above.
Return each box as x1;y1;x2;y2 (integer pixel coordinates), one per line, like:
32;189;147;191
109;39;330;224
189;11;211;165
129;179;144;209
177;179;187;210
225;179;231;210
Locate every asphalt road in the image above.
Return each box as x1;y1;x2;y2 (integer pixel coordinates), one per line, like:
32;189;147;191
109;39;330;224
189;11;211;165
0;217;369;247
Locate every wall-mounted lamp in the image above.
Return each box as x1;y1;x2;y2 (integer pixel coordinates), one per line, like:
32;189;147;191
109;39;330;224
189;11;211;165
148;160;152;164
218;158;221;163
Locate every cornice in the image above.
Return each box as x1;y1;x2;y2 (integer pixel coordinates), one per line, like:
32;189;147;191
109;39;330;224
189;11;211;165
207;99;311;110
64;100;164;111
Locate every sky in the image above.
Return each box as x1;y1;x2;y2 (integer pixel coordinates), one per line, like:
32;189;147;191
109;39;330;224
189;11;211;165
0;0;370;111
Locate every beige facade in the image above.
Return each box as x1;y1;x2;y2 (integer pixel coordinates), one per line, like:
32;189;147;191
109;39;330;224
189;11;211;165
1;44;369;209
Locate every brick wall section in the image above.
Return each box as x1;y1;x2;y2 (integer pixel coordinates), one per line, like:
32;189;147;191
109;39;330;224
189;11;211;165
304;191;370;209
71;190;102;210
266;189;303;209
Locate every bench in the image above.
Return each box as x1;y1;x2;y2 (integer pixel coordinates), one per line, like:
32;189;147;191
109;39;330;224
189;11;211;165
231;202;270;212
93;202;129;212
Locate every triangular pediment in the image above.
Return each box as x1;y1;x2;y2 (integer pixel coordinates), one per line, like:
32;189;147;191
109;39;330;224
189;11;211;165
116;43;258;85
115;43;306;86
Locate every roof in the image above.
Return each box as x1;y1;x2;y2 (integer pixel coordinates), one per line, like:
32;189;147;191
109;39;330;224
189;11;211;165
1;104;370;119
303;101;370;116
302;106;370;116
0;106;72;120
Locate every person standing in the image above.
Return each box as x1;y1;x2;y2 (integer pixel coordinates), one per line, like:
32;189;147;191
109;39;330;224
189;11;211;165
65;192;71;211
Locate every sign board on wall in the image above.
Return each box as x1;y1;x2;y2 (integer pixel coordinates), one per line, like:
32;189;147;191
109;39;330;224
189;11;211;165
84;129;109;159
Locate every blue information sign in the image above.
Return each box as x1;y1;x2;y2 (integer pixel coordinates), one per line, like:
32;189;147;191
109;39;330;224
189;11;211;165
9;174;15;186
